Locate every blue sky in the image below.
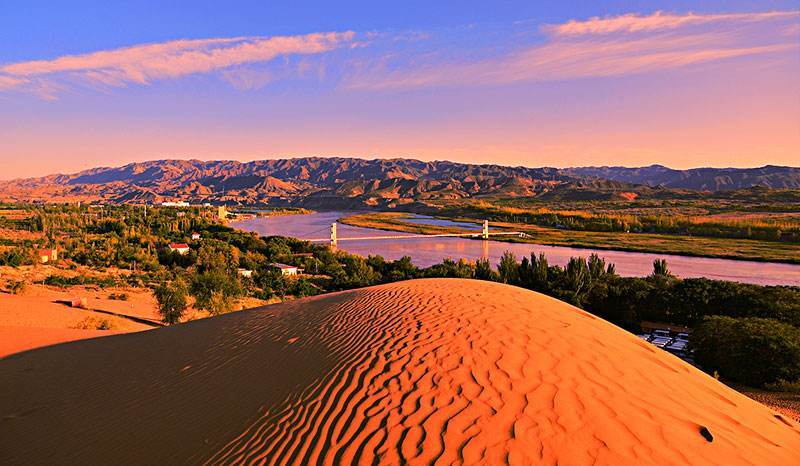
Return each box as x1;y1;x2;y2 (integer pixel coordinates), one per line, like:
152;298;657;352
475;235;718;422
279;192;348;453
1;1;798;178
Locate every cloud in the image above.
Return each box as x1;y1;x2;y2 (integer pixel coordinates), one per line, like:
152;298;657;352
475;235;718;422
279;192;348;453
0;32;356;98
0;75;24;91
544;10;799;35
346;10;800;90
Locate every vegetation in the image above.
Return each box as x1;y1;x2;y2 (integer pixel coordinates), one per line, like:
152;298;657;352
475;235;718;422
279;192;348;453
154;279;189;325
6;280;26;295
2;202;798;388
340;211;800;263
692;317;800;387
72;316;116;330
444;201;800;243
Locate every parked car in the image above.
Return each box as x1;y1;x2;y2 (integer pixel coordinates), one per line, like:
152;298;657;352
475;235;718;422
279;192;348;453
649;335;673;348
665;339;688;352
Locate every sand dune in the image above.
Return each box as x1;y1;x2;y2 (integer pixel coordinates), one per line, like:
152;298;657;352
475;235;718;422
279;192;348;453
1;279;798;465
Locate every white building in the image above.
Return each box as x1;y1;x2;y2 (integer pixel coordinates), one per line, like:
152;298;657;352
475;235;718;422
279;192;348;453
269;263;298;276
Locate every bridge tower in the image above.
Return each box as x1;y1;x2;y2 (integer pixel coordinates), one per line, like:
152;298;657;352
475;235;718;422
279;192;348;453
482;220;489;239
330;222;338;246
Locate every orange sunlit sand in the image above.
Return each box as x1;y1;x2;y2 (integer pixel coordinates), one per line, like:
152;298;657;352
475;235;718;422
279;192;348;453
2;278;798;464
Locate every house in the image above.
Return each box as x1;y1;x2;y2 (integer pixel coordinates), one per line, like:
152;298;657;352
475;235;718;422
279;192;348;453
167;243;191;255
161;201;190;207
37;248;58;264
190;232;201;240
237;268;253;278
292;252;314;258
269;263;298;276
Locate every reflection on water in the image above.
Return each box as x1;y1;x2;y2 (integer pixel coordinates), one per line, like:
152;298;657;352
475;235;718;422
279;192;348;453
232;211;800;286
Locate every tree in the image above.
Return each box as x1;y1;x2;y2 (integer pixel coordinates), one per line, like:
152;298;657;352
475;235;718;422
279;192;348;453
692;316;800;387
562;257;589;303
530;252;550;291
498;251;519;284
154;279;188;324
651;259;671;278
207;290;234;316
475;258;497;281
190;270;242;310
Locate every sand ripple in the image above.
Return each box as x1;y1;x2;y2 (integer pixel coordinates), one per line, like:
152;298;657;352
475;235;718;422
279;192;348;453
1;279;798;465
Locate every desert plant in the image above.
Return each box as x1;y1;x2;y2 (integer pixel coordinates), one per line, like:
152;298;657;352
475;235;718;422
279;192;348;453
7;280;26;294
72;317;116;330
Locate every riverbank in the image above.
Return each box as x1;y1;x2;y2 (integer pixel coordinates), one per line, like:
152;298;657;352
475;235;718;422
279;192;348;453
339;212;800;264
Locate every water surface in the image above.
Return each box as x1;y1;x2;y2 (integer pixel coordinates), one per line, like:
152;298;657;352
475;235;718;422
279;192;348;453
232;211;800;286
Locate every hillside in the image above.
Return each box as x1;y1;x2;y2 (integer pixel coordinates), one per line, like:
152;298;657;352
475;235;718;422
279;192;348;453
1;279;798;464
563;164;800;191
1;158;797;207
0;158;570;207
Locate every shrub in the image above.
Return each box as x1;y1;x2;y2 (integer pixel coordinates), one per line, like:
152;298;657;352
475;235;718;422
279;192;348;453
7;280;26;295
207;290;234;316
764;379;800;393
692;316;800;387
72;317;116;330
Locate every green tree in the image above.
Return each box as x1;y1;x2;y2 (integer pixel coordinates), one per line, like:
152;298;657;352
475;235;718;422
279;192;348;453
498;251;519;284
475;258;497;281
154;279;188;324
190;270;243;310
652;259;671;278
692;316;800;387
207;290;234;316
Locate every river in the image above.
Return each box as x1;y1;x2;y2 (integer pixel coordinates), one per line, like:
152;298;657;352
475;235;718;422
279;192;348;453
232;211;800;286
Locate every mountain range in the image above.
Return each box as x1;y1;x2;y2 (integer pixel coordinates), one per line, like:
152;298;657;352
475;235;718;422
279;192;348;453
563;164;800;191
0;158;797;206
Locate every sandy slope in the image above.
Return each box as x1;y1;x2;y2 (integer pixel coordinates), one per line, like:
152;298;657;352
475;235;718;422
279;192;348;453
1;279;798;465
0;284;159;357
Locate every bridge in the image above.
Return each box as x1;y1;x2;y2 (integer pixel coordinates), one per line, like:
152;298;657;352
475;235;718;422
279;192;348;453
310;220;528;246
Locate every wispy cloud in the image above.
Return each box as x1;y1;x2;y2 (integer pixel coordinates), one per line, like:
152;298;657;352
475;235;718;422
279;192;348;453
545;10;798;35
346;10;800;90
0;32;357;98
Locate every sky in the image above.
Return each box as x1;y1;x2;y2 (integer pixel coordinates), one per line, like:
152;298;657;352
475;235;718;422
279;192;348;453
0;1;798;179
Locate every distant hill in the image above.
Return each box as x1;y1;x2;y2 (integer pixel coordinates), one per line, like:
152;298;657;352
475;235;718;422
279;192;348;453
0;158;572;206
562;164;800;191
0;158;797;206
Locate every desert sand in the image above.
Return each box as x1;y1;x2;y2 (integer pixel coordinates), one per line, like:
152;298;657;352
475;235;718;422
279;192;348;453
0;283;160;357
1;278;798;465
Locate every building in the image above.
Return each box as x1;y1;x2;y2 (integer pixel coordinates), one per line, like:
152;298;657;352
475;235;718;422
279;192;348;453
37;248;58;264
237;268;253;278
269;263;298;276
190;232;201;240
218;205;228;220
161;201;190;207
167;243;191;255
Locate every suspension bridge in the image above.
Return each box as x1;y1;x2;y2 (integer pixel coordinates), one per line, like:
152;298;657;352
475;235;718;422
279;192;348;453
308;220;528;246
